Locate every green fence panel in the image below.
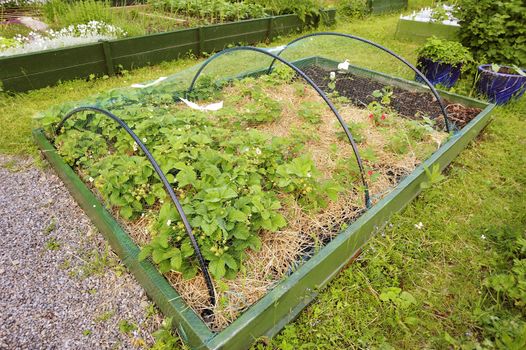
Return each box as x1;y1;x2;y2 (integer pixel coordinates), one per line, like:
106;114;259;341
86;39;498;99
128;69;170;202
201;18;269;53
271;14;305;35
395;18;460;43
2;61;106;92
110;28;200;69
369;0;408;14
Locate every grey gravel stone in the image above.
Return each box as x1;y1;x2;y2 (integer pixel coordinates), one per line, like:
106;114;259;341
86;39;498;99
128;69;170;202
0;156;162;349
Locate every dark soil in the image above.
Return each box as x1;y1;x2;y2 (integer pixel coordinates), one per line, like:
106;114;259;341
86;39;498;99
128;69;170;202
303;65;481;129
482;65;520;75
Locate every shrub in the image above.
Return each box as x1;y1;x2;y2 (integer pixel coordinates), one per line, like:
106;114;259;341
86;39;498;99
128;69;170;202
149;0;267;22
456;0;526;66
338;0;368;18
245;0;322;21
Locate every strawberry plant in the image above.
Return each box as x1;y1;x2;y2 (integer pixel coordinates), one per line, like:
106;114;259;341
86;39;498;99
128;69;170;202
298;101;323;124
90;155;167;219
367;87;394;126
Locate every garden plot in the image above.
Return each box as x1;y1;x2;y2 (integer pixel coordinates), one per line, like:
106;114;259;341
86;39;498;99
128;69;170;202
37;62;458;330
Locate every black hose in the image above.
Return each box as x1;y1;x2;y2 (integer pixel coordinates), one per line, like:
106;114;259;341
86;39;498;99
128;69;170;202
266;32;453;133
55;106;217;310
187;46;372;208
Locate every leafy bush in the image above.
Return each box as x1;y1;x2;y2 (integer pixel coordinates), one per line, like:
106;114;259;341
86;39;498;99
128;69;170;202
244;0;322;21
417;36;473;67
338;0;368;18
149;0;267;22
456;0;526;66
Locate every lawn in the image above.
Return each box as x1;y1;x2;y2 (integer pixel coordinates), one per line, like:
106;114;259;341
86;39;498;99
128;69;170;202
1;1;525;348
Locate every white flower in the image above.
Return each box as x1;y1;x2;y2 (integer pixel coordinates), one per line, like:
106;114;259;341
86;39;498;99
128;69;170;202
414;222;424;230
329;71;336;80
166;220;172;226
0;21;126;57
307;172;312;178
132;142;138;152
480;234;486;240
88;177;94;183
142;137;147;143
255;147;262;155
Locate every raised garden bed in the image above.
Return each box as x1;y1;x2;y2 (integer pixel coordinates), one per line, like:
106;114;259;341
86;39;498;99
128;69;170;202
395;5;459;43
33;53;494;349
0;10;335;92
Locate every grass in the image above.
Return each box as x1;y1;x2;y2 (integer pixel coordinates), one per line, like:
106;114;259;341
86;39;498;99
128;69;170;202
1;0;525;348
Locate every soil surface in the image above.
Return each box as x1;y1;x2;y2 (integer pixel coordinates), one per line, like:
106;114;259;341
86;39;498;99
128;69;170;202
303;65;481;129
0;155;161;349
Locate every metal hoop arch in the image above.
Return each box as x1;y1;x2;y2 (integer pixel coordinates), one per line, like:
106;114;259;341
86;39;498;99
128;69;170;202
56;106;217;309
266;32;452;133
187;46;372;208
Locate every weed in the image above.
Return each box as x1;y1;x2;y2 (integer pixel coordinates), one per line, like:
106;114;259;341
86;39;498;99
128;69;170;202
46;238;61;250
76;244;119;278
420;164;445;189
43;218;57;235
150;318;185;350
118;319;137;334
94;310;115;323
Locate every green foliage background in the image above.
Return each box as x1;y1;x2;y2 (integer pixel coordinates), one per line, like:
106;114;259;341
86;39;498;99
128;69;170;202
456;0;526;66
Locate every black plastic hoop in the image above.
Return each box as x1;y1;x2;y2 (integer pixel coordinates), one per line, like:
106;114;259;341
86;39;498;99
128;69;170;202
55;106;217;309
187;46;372;208
266;32;452;132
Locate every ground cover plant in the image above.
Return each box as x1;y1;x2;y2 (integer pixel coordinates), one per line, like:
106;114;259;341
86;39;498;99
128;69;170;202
1;1;524;346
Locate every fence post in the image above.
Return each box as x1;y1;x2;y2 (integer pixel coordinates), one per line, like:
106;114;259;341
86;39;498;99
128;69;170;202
198;27;205;54
267;16;274;41
101;40;115;76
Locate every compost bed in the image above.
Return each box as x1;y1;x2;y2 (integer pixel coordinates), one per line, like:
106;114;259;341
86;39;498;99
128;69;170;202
33;55;495;350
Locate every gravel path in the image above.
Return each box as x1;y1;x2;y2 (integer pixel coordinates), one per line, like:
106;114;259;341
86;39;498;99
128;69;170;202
0;155;162;349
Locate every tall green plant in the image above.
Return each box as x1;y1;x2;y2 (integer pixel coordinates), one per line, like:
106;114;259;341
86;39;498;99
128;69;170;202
456;0;526;66
244;0;322;21
43;0;113;26
338;0;368;19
